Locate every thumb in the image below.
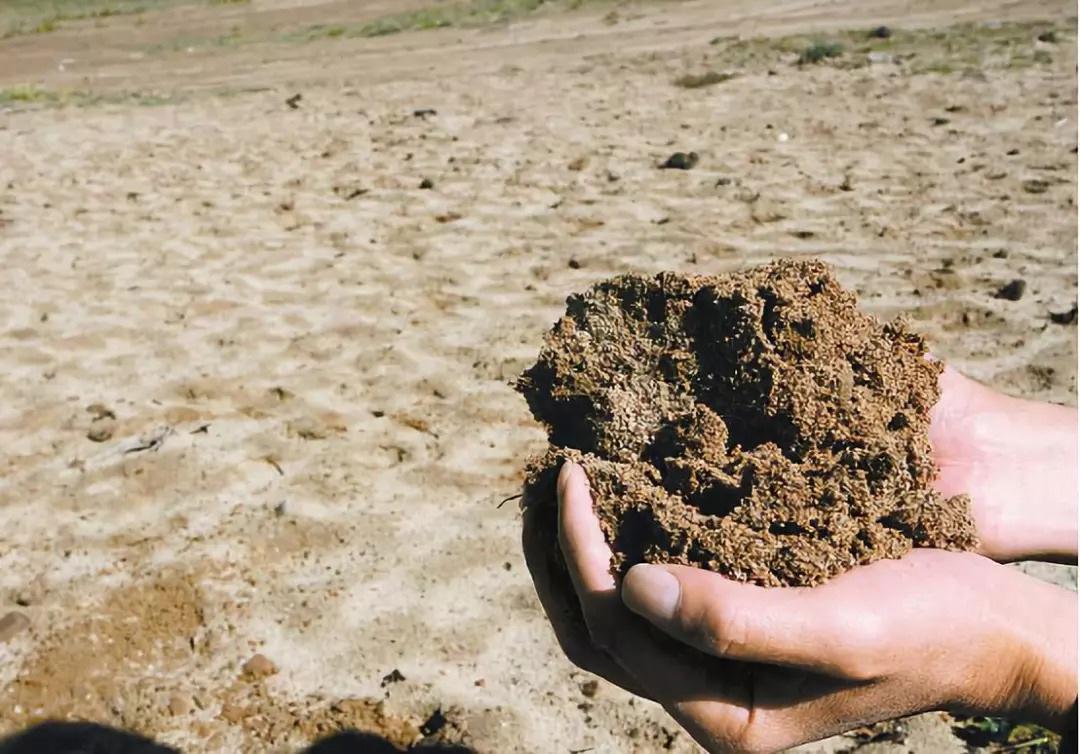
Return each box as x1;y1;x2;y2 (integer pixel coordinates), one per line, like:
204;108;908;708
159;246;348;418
621;563;875;678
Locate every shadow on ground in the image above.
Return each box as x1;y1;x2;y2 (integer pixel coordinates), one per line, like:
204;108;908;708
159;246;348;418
0;721;477;754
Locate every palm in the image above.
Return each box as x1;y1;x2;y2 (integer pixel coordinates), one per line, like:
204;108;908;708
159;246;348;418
929;367;1076;563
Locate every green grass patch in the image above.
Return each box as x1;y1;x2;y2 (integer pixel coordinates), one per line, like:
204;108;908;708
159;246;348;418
674;70;736;88
0;83;190;109
0;84;63;104
797;40;844;64
704;19;1074;76
0;0;201;39
282;0;607;43
950;716;1059;752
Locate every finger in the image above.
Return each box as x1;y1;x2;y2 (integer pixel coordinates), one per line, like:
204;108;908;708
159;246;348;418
557;461;616;596
621;563;869;678
521;490;653;699
556;460;628;651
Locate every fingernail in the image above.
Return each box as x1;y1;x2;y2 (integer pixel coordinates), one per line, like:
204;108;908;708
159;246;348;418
557;460;577;501
622;564;679;621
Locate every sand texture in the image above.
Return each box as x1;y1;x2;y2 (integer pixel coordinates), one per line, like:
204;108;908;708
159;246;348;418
0;0;1075;751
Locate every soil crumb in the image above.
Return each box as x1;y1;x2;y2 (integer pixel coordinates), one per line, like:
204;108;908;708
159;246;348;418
519;258;978;587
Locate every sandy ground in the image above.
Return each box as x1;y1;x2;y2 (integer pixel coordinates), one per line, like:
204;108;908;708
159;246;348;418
0;0;1076;752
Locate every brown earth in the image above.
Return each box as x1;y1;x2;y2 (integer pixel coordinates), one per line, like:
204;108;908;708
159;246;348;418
520;258;978;588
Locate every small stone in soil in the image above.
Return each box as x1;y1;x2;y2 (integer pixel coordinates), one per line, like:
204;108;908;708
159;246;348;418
285;94;302;110
420;707;447;737
380;669;406;687
1037;30;1058;43
0;611;30;643
242;653;278;679
659;152;699;170
580;680;600;698
413;108;438;118
419;178;434;189
87;419;116;443
993;249;1009;258
869;25;891;38
168;695;193;716
1049;305;1078;325
1022;179;1050;194
995;279;1027;301
568;259;582;270
86;403;116;420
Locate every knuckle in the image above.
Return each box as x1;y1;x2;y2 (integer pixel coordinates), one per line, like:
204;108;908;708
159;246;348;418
696;602;752;657
832;611;885;680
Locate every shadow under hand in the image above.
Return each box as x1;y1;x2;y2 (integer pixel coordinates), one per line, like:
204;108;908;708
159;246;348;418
0;722;478;754
0;721;180;754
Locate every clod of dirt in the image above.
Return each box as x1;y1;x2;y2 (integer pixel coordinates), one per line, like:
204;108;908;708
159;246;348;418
285;94;302;110
659;152;699;170
849;720;908;744
995;279;1027;301
518;258;977;588
580;680;599;699
1050;305;1078;325
1022;178;1050;194
380;669;406;687
86;403;116;421
869;25;892;39
242;654;278;680
419;708;447;737
419;178;435;190
87;418;116;443
0;611;30;643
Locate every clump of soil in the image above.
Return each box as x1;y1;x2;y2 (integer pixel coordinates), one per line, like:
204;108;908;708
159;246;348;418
519;258;977;588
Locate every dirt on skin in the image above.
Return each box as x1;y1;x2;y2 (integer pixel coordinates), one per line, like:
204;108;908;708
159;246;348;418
519;258;979;588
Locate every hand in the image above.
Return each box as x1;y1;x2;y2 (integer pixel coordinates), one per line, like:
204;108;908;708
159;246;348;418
931;367;1077;564
528;462;1077;754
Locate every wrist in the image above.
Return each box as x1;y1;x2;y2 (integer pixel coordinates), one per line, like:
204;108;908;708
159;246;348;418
974;567;1078;731
966;391;1077;564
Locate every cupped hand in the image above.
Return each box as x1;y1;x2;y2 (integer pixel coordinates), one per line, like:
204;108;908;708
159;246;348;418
930;367;1077;563
526;461;1077;754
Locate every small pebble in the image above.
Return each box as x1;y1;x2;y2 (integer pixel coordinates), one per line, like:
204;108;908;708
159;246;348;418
419;178;434;189
580;679;600;698
242;653;278;679
168;695;192;716
995;279;1027;301
659;152;699;170
381;668;406;687
0;611;30;643
869;25;892;39
1050;305;1078;325
87;419;116;443
1022;179;1050;194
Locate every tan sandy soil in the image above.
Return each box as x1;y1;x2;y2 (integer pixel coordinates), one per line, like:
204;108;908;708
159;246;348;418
0;0;1075;751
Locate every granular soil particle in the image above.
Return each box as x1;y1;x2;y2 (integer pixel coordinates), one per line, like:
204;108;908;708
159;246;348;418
519;258;977;588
